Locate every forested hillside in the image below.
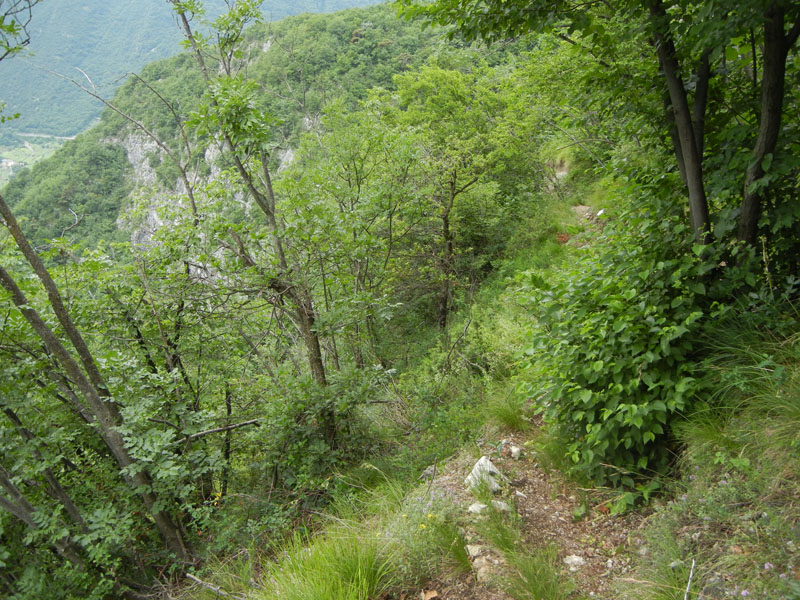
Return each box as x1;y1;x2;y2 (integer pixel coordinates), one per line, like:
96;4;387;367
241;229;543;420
0;0;378;183
2;3;458;247
0;0;376;138
1;1;799;599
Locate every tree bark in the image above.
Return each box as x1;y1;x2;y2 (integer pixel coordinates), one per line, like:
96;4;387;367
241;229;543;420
664;92;687;185
738;3;799;245
649;0;712;244
692;50;711;158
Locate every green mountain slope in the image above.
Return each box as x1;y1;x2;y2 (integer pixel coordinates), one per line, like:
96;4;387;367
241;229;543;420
0;0;377;139
2;4;451;248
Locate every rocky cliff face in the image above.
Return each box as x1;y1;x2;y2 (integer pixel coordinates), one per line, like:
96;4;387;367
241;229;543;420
111;130;170;246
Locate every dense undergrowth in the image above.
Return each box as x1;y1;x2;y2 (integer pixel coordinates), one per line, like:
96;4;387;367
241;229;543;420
182;163;800;599
623;318;800;600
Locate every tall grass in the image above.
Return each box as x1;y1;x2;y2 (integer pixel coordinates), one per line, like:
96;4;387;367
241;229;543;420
623;313;800;600
259;531;396;600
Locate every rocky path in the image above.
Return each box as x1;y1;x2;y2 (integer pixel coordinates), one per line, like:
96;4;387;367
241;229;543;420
415;430;648;600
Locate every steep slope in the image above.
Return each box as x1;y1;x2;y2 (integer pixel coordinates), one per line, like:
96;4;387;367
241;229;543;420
1;3;446;248
0;0;377;139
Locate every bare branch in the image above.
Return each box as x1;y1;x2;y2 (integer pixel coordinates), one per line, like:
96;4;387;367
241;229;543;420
172;419;260;445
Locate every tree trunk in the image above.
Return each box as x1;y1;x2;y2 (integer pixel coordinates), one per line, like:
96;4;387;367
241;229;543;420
437;205;454;331
692;50;711;158
437;175;457;330
738;3;797;245
664;92;687;185
649;0;712;244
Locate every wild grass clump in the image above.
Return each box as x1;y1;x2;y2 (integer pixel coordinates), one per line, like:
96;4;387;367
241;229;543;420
622;314;800;600
241;480;470;600
260;531;396;600
504;544;576;600
474;503;575;600
485;390;531;431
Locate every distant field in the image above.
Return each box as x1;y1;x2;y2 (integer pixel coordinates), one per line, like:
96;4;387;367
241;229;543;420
0;134;67;186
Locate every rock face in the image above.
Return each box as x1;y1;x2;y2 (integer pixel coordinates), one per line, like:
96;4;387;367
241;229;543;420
118;131;160;186
464;456;506;493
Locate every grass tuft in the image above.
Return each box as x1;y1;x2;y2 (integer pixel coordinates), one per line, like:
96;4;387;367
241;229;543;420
623;315;800;600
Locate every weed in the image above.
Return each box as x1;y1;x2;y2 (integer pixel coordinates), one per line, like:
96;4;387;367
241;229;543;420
486;390;531;432
504;544;576;600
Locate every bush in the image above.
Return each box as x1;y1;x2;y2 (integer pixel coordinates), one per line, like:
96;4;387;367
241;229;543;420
520;175;712;487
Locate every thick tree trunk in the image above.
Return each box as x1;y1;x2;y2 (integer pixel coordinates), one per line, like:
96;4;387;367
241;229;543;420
649;0;712;244
738;3;798;245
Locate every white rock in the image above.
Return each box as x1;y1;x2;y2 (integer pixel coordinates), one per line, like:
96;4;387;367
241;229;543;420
473;556;493;582
597;209;605;217
515;490;527;499
468;502;488;514
510;445;522;459
491;500;512;513
466;544;483;559
418;465;436;480
464;456;506;493
563;555;586;571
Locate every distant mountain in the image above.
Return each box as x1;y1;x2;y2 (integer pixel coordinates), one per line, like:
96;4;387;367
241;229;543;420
0;0;378;139
2;3;451;248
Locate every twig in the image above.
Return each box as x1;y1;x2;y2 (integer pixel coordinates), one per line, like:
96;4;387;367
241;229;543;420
424;461;438;500
433;317;472;398
172;420;260;445
185;573;245;599
684;558;696;600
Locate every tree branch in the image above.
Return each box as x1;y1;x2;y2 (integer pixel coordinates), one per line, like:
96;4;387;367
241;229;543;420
172;420;260;445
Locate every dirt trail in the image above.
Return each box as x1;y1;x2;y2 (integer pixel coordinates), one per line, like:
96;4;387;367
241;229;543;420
416;430;648;600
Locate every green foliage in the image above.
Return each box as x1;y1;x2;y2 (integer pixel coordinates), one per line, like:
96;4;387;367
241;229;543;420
2;135;131;248
624;315;800;600
520;174;713;486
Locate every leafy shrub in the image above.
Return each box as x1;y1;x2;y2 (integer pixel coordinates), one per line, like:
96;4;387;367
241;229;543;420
520;175;713;486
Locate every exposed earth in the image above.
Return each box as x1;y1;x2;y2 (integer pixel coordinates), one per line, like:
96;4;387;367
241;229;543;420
412;429;650;600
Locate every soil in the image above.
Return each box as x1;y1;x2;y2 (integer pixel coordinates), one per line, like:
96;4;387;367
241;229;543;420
410;429;650;600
